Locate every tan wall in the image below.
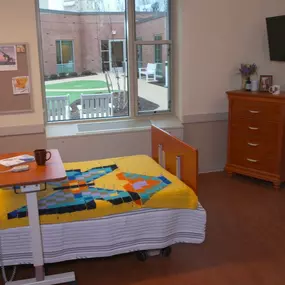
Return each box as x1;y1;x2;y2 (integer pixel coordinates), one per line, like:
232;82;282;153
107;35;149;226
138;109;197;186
174;0;285;119
0;0;45;129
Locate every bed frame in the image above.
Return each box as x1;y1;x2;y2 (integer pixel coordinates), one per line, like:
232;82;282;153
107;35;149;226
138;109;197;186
151;125;198;195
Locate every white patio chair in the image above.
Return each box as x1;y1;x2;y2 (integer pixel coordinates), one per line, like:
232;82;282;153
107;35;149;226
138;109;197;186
139;63;157;82
79;93;113;119
46;95;70;122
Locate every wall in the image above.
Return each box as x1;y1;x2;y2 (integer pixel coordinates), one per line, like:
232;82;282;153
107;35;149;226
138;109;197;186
0;0;45;130
0;0;46;154
175;0;285;119
47;131;151;162
184;121;228;173
39;11;167;75
80;14;125;72
40;12;82;75
39;12;127;74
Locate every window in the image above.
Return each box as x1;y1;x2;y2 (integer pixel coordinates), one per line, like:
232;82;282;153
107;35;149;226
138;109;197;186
38;0;171;122
135;0;172;114
56;40;74;73
154;35;162;63
101;40;110;72
136;37;143;68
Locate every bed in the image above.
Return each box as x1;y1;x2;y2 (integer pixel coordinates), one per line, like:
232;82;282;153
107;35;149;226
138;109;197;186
0;126;206;265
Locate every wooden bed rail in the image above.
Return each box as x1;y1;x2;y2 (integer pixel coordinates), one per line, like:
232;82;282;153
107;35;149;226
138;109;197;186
151;125;198;195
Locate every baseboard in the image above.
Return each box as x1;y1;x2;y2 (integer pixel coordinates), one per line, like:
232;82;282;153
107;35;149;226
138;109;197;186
199;168;224;174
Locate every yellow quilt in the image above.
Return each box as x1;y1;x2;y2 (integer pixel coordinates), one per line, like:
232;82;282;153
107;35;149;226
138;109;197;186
0;155;197;229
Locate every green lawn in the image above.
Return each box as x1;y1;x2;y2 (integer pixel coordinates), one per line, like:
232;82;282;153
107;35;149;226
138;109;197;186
45;79;112;104
45;80;108;90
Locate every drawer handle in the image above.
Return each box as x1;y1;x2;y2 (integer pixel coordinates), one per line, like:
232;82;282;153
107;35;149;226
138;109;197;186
248;142;259;147
249;110;260;114
248;126;259;130
247;158;259;163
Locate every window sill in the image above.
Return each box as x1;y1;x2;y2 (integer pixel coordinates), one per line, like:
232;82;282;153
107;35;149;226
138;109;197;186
46;115;183;138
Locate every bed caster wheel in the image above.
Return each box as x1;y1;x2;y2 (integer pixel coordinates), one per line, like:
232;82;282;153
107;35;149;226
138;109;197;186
160;246;172;257
136;250;148;261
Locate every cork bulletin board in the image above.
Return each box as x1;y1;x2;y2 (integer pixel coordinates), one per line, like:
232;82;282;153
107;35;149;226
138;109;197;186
0;43;33;114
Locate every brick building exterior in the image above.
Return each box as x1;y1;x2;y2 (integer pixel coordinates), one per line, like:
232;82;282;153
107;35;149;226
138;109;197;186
39;9;167;77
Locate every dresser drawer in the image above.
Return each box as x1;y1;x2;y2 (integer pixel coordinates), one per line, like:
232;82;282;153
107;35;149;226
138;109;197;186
231;99;282;122
230;137;278;160
230;119;279;144
229;119;279;171
231;155;278;174
230;146;278;174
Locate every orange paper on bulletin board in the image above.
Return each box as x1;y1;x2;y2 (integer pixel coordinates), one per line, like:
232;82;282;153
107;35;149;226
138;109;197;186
0;43;33;114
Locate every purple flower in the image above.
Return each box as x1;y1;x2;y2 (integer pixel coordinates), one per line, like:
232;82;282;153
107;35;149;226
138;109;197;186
239;63;257;77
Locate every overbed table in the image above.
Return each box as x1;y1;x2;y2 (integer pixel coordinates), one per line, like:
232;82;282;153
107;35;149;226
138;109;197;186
0;149;76;285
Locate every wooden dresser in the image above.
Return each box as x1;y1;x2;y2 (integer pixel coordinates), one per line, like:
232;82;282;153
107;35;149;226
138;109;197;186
225;90;285;189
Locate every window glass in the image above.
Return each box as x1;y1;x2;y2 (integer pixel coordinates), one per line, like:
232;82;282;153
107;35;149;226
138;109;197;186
39;1;129;122
137;44;170;113
61;41;73;64
135;0;170;40
154;35;162;64
56;41;61;64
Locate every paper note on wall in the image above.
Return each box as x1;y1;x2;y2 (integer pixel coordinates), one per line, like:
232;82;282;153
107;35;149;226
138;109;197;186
0;45;18;71
12;76;30;95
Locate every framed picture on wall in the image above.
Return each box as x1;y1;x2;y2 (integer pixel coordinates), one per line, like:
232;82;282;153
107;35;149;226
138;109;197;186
259;75;273;92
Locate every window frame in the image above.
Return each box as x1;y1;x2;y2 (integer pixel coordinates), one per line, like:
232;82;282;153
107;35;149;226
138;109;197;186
136;37;143;68
129;0;173;117
37;0;173;124
154;34;163;63
100;40;110;72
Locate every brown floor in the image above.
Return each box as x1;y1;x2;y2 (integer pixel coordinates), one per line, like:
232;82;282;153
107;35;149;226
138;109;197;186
2;172;285;285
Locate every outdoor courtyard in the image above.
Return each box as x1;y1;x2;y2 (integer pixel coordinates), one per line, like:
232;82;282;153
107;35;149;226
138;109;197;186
45;73;168;121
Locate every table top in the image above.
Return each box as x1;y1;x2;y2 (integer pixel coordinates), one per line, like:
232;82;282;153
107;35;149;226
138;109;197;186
0;149;66;188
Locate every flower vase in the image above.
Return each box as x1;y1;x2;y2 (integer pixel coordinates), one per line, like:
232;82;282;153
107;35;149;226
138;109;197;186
241;77;247;90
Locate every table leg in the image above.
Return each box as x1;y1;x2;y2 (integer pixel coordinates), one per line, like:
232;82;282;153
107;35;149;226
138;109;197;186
6;185;75;285
26;189;44;281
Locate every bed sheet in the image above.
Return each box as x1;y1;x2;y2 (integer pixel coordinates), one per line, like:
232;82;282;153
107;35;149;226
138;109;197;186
0;204;206;266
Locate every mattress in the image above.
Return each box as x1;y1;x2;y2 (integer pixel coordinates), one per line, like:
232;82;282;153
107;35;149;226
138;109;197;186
0;155;198;229
0;203;206;266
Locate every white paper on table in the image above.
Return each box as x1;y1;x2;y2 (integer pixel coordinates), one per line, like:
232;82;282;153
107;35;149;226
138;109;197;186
0;155;34;167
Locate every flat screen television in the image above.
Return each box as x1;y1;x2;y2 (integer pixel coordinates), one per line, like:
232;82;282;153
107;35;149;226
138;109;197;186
266;15;285;61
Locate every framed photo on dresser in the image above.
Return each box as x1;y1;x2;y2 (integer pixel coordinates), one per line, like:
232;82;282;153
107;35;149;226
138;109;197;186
259;75;273;92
